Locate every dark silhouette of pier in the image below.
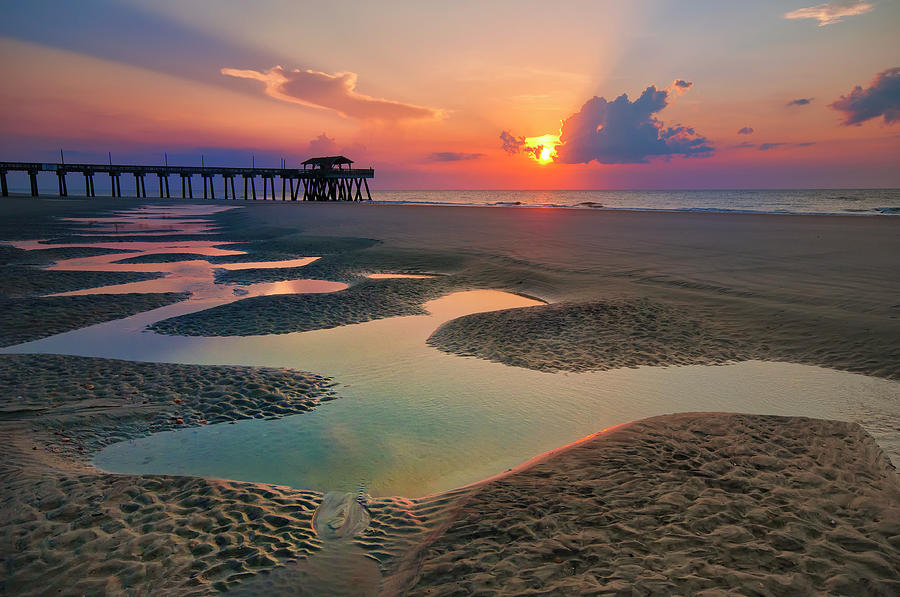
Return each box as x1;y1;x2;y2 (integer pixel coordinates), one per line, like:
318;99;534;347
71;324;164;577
0;155;373;201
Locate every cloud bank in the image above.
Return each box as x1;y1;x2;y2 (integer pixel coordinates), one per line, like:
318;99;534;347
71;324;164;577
784;1;874;26
830;67;900;125
428;152;485;162
787;98;814;106
737;126;755;135
553;82;713;164
221;65;441;121
732;141;816;151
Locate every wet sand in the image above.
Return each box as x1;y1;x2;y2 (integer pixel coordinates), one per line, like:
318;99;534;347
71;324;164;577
0;353;339;595
232;202;900;380
1;197;898;594
402;413;900;596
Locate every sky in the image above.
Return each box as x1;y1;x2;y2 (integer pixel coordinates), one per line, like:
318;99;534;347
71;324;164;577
0;0;898;189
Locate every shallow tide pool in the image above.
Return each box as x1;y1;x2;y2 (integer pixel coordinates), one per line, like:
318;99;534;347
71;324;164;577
7;290;898;498
4;204;898;498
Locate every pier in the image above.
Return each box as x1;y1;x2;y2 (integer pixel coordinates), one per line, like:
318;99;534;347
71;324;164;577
0;155;373;201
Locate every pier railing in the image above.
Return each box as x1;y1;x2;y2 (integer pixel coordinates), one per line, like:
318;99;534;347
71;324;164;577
0;161;374;201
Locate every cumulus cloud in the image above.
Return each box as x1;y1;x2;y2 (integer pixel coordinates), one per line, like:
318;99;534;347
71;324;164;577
737;126;755;135
301;133;367;161
830;67;900;125
428;152;485;162
500;130;527;154
784;1;874;26
552;84;713;164
221;65;441;121
305;133;339;155
787;98;814;106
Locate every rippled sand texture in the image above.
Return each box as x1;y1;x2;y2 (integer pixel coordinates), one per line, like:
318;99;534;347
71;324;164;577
1;199;899;595
0;353;344;596
0;354;339;453
427;298;900;379
2;471;324;596
407;413;900;596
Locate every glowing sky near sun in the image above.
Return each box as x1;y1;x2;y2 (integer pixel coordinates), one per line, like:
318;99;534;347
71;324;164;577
0;0;897;189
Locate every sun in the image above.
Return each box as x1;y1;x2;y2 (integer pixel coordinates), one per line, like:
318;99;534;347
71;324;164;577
524;134;560;164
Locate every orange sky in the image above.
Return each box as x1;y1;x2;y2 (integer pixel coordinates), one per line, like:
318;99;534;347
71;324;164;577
0;1;898;188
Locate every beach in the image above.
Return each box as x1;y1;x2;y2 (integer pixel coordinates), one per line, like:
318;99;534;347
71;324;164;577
1;196;898;595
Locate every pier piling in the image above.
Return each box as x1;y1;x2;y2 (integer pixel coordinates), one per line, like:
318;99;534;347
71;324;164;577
57;171;67;197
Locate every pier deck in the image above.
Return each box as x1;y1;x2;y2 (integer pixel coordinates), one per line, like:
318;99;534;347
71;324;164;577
0;157;374;201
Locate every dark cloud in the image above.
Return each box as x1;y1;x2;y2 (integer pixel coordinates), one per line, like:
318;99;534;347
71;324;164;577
301;133;367;161
428;152;485;162
553;85;713;164
787;98;814;107
221;66;442;121
665;79;694;98
500;130;527;155
305;133;339;156
757;142;816;151
737;126;754;135
830;67;900;126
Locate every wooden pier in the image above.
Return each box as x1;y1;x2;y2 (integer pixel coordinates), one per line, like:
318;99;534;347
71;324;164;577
0;155;373;201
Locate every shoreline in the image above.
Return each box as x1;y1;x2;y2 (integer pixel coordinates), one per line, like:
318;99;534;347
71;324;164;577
2;191;899;217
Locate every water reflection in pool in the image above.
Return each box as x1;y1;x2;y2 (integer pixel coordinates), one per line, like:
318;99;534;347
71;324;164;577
6;289;898;498
3;204;897;498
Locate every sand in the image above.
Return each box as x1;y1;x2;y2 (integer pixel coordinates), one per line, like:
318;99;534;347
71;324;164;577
0;354;338;455
225;203;900;380
426;297;900;378
1;197;898;594
1;219;188;346
0;353;341;595
150;277;466;336
0;244;138;266
0;265;166;298
0;293;191;347
112;252;217;264
402;413;900;596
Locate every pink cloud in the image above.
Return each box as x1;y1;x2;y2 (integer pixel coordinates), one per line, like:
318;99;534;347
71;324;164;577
784;1;873;26
221;65;442;121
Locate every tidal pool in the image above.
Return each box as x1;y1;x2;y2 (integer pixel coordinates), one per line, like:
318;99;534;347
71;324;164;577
6;290;898;498
4;204;897;499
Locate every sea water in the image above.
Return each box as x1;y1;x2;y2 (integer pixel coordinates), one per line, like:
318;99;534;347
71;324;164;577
373;189;900;216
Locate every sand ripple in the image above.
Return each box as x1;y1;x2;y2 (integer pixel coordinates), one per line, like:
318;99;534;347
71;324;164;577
407;413;900;595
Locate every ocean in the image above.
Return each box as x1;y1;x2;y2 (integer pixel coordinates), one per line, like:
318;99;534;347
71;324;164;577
372;189;900;216
5;181;899;216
